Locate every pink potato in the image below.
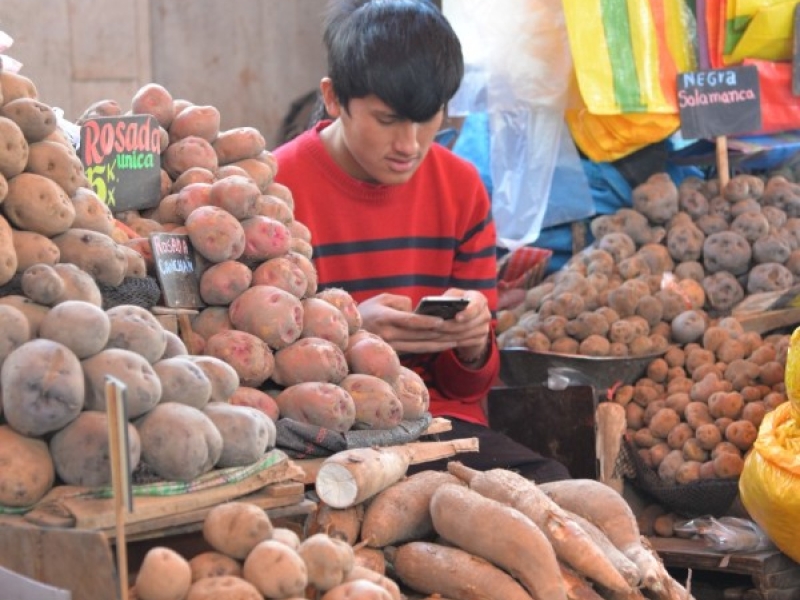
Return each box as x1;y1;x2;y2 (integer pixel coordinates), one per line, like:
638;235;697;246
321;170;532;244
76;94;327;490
392;366;430;420
315;288;362;334
205;329;274;387
229;386;280;422
131;82;175;128
252;256;308;298
256;195;293;224
176;182;213;220
339;374;404;430
163;135;219;179
168;104;221;143
192;306;234;340
199;260;253;306
185;205;246;263
212;127;266;165
276;382;356;432
171;167;215;193
271;337;349;386
209;175;261;220
285;251;318;297
232;158;276;194
345;335;402;383
240;216;292;263
229;285;304;350
301;298;350;350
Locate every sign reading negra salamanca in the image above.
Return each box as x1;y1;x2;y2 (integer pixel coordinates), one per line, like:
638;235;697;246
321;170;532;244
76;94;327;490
677;65;761;140
80;115;162;213
150;232;204;309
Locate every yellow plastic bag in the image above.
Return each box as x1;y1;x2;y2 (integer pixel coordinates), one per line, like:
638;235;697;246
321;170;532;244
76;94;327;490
740;326;800;562
726;0;799;64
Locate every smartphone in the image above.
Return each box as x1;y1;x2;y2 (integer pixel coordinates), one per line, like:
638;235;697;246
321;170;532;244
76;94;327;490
414;296;470;319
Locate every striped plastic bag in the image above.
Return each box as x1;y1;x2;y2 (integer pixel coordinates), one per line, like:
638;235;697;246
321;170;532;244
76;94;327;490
563;0;697;115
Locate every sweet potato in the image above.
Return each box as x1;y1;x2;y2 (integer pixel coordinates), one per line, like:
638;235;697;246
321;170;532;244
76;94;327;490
209;175;261;220
203;402;276;468
163;135;219;179
82;348;163;417
275;381;356;431
135;546;191;600
339;374;403;430
251;256;307;298
168;104;220;143
0;97;57;143
136;402;223;481
242;540;308;599
361;470;463;547
345;335;401;382
0;424;55;507
25;139;88;196
49;410;141;487
4;172;75;236
204;329;274;387
213;127;266;165
185;205;246;263
300;297;350;350
391;541;533;600
199;260;252;306
271;337;349;386
38;300;110;359
229;284;304;350
430;483;567;600
1;339;85;437
0;116;29;178
203;500;274;559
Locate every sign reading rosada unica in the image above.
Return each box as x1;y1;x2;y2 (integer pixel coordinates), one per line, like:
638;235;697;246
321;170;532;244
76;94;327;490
80;115;162;213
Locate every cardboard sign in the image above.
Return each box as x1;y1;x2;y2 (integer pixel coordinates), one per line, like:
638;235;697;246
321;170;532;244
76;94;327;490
150;232;204;309
677;65;762;140
80;115;162;213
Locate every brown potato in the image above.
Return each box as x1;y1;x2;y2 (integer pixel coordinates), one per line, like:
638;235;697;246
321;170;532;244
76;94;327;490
0;424;55;507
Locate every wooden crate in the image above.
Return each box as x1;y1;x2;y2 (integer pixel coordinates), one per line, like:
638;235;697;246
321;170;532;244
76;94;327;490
650;537;800;600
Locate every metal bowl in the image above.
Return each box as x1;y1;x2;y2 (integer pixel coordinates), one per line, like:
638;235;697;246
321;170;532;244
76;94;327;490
499;347;665;391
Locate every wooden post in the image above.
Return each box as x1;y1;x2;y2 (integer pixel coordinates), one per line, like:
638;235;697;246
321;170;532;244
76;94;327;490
151;306;199;354
716;135;730;190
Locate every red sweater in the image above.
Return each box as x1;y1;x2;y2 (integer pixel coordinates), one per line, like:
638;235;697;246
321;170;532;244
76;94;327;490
273;121;499;425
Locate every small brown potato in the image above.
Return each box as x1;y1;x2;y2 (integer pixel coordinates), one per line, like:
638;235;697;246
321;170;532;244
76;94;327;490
646;358;669;383
759;361;785;387
633;427;658;448
658;449;685;484
229;386;280;422
0;424;55;507
682;438;708;463
229;284;304;350
106;304;168;364
135;546;192;600
199;260;253;306
298;533;355;591
340;373;405;429
276;382;356;432
321;580;393;600
186;576;261;600
690;373;729;403
25;140;88;196
136;403;222;481
0;97;56;143
653;512;676;537
168;104;221;143
611;384;634;406
725;419;758;451
716;417;734;436
764;391;787;411
742;401;767;428
5;172;75;236
213;127;267;165
694;423;722;451
205;329;274;388
625;402;646;430
272;337;349;386
685;348;715;376
649;407;681;439
748;344;777;366
203;500;274;559
38;300;110;358
204;402;276;467
1;339;84;436
666;422;694;450
49;411;141;487
243;540;308;598
0;116;29;178
154;356;212;408
131;83;175;128
82;348;162;417
163;136;219;179
649;442;671;468
11;229;60;272
707;390;744;420
550;336;580;354
187;355;240;403
716;339;748;364
675;460;702;484
713;452;745;479
712;441;742;459
664;392;691;415
580;334;610;356
664;346;686;368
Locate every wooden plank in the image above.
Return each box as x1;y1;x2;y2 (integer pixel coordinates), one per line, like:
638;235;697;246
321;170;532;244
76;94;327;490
753;566;800;590
0;522;117;600
735;307;800;335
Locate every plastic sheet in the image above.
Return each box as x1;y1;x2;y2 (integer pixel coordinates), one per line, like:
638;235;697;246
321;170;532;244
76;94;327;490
673;516;774;552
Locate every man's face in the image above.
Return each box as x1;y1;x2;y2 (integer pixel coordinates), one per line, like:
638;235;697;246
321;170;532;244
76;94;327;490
322;87;444;185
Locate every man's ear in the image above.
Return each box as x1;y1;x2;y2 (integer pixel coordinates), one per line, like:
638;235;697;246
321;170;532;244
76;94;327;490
320;78;342;118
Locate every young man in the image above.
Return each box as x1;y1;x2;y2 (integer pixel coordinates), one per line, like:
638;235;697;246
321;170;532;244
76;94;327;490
273;0;569;482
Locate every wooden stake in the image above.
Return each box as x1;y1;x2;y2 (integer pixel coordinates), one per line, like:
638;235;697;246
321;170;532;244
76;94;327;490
716;135;730;190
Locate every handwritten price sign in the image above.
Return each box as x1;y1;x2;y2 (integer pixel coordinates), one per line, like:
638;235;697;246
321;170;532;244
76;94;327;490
80;115;162;213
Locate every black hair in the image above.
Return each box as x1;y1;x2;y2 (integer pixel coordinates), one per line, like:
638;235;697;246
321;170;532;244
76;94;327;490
323;0;464;123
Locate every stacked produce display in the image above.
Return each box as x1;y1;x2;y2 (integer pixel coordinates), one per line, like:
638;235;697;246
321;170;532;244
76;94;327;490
0;72;428;511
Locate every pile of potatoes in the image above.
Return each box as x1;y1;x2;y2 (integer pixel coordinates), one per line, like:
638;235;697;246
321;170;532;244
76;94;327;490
496;171;796;486
78;83;429;436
